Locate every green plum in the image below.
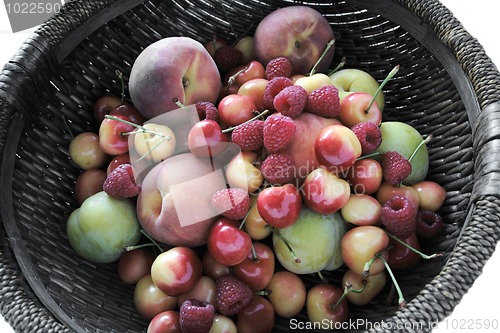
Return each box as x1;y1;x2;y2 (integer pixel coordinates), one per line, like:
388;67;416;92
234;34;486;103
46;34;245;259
273;208;347;274
67;191;141;263
377;121;429;185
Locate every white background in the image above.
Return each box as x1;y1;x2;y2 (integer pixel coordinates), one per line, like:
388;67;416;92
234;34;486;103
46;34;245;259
0;1;499;332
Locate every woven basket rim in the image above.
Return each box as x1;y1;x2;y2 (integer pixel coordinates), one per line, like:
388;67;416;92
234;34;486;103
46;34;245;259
1;0;500;332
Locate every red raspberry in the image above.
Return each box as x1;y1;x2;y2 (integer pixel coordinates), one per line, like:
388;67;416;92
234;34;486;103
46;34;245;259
263;76;293;110
416;210;444;240
381;196;417;239
263;113;296;153
103;164;140;198
260;153;295;185
305;85;341;118
211;188;250;220
265;57;293;80
214;46;243;73
195;101;219;122
215;274;253;316
179;299;215;333
273;85;307;119
351;121;382;154
381;151;412;186
231;120;264;151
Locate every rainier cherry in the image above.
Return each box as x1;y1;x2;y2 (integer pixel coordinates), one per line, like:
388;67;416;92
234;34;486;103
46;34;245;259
341;225;389;276
187;119;229;158
207;218;252;266
257;183;302;228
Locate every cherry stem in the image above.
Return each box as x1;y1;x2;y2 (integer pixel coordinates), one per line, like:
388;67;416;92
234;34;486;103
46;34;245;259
227;66;248;87
331;280;367;310
386;232;443;260
251;243;259;262
255;288;272;296
327;56;347;76
273;228;301;263
173;98;184;109
309;39;335;76
125;243;156;251
408;134;433;163
115;69;126;104
105;115;172;141
222;109;270;133
380;255;406;308
140;229;164;253
317;270;328;284
366;65;400;111
356;151;381;161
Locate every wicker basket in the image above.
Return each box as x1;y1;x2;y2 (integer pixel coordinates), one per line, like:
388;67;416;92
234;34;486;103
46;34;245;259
1;0;499;332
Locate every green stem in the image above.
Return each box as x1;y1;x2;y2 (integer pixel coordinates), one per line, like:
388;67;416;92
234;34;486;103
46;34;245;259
251;243;259;262
317;270;328;284
327;56;346;76
408;134;432;163
222;109;270;133
273;228;301;263
125;243;156;251
140;229;164;253
386;232;442;260
239;198;256;230
380;255;406;308
309;39;335;76
105;115;171;140
331;281;366;310
356;151;381;161
366;65;400;111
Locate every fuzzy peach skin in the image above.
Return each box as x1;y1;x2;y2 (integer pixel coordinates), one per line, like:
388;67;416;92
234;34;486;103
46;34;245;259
254;6;335;75
137;152;227;247
129;37;221;119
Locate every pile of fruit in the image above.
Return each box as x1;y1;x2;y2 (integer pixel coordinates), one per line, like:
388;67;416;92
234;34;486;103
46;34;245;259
65;5;446;333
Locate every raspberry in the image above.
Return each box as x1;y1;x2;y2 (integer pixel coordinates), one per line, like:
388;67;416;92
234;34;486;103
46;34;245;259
381;196;417;239
263;76;293;110
416;210;444;240
273;85;307;119
305;85;341;118
265;57;293;80
215;274;253;316
103;164;140;198
381;151;412;186
351;121;382;154
231;120;264;151
179;299;215;333
263;113;296;153
211;188;250;220
214;46;243;73
260;153;295;185
195;101;219;122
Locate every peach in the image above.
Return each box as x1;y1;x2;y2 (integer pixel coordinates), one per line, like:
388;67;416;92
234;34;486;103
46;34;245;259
136;153;227;247
129;37;221;119
254;6;335;75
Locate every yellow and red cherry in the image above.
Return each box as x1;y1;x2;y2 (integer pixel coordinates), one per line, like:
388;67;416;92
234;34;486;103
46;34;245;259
207;218;252;266
306;283;349;325
257;183;302;229
266;270;306;318
187;119;229;158
341;225;389;276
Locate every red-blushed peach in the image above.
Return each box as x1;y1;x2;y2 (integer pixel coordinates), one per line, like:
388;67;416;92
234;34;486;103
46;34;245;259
254;6;335;75
136;152;227;247
129;37;221;119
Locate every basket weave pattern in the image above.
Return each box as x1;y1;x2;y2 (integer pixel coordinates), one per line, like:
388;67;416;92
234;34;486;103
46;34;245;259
1;0;500;332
